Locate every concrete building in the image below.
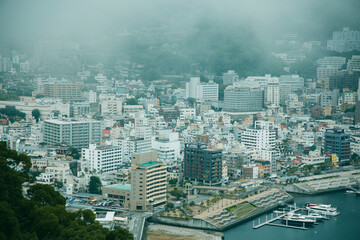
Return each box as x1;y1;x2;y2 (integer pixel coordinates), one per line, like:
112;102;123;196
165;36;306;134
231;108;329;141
100;100;123;116
241;121;276;150
324;128;350;165
327;27;360;52
152;137;180;164
223;70;239;85
43;82;84;102
320;89;339;107
185;77;219;101
347;55;360;71
316;56;346;69
102;184;131;208
266;77;280;106
183;143;222;185
43;118;101;149
317;67;339;82
70;102;90;117
82;144;122;173
223;86;264;112
130;152;167;211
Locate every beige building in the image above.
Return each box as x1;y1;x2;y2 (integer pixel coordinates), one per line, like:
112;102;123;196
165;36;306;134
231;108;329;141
130;161;167;211
102;184;131;208
130;151;167;211
103;151;167;211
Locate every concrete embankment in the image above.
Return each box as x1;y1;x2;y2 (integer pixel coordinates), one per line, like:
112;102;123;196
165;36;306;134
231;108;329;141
283;174;360;195
150;188;294;232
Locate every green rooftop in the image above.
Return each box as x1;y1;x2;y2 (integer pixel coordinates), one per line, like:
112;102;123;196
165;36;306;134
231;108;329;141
107;184;131;191
140;161;160;167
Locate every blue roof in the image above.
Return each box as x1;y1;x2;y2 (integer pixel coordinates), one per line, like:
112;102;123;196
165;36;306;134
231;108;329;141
140;161;160;167
107;184;131;191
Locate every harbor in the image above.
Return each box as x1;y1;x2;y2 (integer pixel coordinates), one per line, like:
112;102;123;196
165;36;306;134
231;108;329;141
224;191;360;240
253;203;338;230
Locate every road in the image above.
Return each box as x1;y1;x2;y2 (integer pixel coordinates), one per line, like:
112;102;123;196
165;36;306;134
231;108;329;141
128;212;152;240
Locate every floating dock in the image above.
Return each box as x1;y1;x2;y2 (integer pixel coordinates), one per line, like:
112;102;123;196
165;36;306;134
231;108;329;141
253;204;308;230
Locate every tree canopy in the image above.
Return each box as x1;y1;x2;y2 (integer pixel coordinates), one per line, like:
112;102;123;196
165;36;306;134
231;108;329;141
89;176;102;194
0;141;132;240
32;109;41;122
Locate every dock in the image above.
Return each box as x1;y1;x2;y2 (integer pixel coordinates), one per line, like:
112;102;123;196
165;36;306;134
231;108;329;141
253;204;307;230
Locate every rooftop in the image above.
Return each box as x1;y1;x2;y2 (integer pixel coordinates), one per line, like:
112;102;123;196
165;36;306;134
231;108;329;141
106;184;131;191
140;161;161;167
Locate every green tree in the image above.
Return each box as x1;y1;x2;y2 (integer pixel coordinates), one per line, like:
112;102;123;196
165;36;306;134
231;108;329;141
0;141;132;240
166;202;175;209
125;98;139;105
170;189;183;200
89;176;102;194
67;146;81;159
32;109;41;122
27;184;66;206
169;178;178;186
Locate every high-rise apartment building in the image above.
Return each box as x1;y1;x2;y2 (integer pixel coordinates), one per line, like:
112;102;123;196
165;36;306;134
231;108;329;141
43;119;101;149
43;82;84;102
130;151;167;211
327;27;360;52
324;128;350;165
241;121;276;150
183;143;222;185
316;56;346;69
185;77;219;101
82;144;122;173
266;78;280;106
347;55;360;72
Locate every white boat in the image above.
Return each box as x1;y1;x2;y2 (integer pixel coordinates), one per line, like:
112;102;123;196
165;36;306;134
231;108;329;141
305;203;339;216
305;212;329;221
346;190;355;194
282;213;316;226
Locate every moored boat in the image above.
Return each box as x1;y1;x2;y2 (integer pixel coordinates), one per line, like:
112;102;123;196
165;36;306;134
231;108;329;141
304;203;339;216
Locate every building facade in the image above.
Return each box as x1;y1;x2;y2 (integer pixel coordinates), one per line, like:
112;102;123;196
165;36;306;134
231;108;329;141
324;128;351;165
43;119;101;149
183;143;222;185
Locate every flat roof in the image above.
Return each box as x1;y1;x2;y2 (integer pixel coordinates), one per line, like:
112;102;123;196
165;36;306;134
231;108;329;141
140;161;161;167
106;184;131;191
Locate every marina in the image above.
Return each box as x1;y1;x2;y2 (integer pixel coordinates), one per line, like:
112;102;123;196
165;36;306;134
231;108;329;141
225;191;360;240
253;203;337;230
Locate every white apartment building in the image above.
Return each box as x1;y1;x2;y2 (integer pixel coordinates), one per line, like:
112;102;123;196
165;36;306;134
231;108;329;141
82;144;122;173
241;121;276;150
258;149;279;175
316;56;346;69
223;70;239;85
185;77;218;101
123;105;144;116
327;27;360;52
317;67;339;82
347;55;360;71
94;73;107;85
179;108;196;120
101;99;122;116
301;150;326;165
43;118;101;149
266;77;280;106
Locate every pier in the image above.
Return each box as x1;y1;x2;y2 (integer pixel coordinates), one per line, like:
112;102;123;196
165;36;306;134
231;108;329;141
253;204;307;230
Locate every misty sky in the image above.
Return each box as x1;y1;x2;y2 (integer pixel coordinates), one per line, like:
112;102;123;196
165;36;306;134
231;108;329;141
0;0;359;48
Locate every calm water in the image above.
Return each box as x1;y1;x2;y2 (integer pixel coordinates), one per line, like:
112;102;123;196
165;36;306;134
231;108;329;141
224;191;360;240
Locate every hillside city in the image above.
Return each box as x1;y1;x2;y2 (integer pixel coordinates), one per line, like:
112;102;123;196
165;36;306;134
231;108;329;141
1;10;360;239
